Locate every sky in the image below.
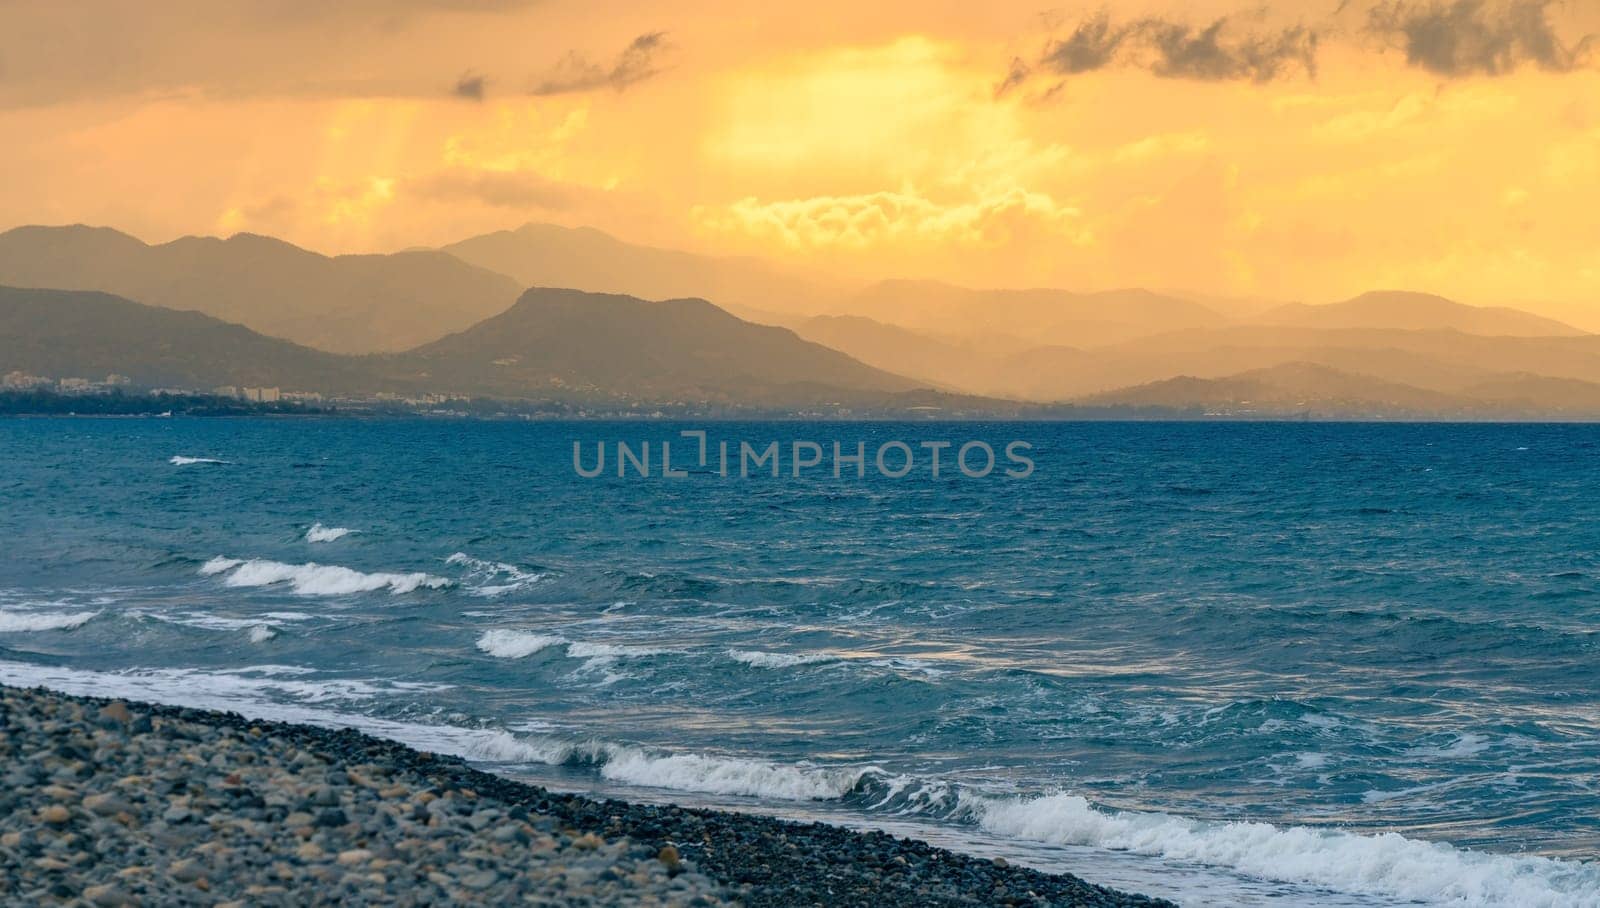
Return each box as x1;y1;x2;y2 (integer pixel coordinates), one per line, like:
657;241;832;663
1;0;1597;323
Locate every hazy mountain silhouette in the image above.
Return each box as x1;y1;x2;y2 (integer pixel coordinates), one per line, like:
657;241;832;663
1075;361;1600;418
1077;362;1463;414
0;284;930;408
841;279;1227;349
441;223;842;318
0;225;522;354
0;286;370;391
387;288;920;404
790;315;978;388
1252;291;1585;337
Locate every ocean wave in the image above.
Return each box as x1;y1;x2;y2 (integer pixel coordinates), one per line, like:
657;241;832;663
476;630;566;659
0;661;447;707
169;456;229;466
960;792;1600;907
200;557;449;596
0;610;99;632
446;553;548;597
248;625;277;643
726;649;836;669
305;523;355;543
599;748;874;801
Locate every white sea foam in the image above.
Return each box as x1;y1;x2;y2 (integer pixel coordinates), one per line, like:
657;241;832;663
726;649;836;669
0;661;447;706
169;456;229;466
248;625;277;643
446;553;548;596
476;630;566;659
598;749;874;801
305;523;355;543
962;792;1600;907
565;642;669;660
200;558;449;596
0;611;99;632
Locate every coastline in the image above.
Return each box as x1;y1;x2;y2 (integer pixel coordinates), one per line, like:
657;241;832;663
0;683;1171;907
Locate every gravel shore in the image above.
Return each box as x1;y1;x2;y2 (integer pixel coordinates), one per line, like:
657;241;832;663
0;684;1174;906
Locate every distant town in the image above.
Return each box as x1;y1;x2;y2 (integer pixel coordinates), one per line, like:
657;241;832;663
0;370;1015;420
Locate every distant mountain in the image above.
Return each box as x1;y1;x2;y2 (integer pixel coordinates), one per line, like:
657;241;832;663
0;286;371;391
1077;362;1467;415
790;315;976;388
1253;291;1585;337
387;287;920;405
441;223;843;318
841;280;1226;349
0;225;522;354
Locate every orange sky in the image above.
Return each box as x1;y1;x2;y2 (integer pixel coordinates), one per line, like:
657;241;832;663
1;1;1597;323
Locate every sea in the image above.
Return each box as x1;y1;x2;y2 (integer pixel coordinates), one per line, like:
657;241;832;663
2;417;1598;906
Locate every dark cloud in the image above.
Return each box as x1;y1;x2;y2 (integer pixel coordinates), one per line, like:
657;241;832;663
1003;13;1320;94
1145;19;1319;82
453;72;486;101
532;31;669;96
1367;0;1595;76
1004;1;1592;95
1042;13;1137;75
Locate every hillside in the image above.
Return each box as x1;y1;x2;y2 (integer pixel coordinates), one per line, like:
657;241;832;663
0;225;523;354
1076;362;1467;415
0;286;372;391
391;287;921;405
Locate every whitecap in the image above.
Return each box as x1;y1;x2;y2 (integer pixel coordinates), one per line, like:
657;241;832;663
169;456;229;466
726;649;836;669
248;625;277;643
0;610;99;632
305;523;355;543
199;557;449;596
476;630;565;659
598;748;874;801
446;552;548;597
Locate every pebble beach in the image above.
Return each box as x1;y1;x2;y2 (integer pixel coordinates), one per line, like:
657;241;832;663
0;684;1171;907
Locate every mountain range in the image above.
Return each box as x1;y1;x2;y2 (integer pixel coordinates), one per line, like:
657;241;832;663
3;221;1600;418
0;285;931;409
0;225;521;354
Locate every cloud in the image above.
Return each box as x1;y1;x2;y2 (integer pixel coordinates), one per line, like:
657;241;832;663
532;31;669;96
452;72;486;101
1144;20;1319;82
1004;13;1321;94
697;187;1087;251
1367;0;1596;76
1043;12;1137;75
406;169;579;210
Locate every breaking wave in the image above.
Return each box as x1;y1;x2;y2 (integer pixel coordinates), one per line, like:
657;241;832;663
0;610;99;632
305;524;355;543
959;792;1600;907
169;456;229;466
726;649;836;669
476;630;566;659
446;553;548;596
200;557;449;596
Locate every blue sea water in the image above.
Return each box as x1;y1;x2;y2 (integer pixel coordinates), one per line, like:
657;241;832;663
2;418;1598;906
